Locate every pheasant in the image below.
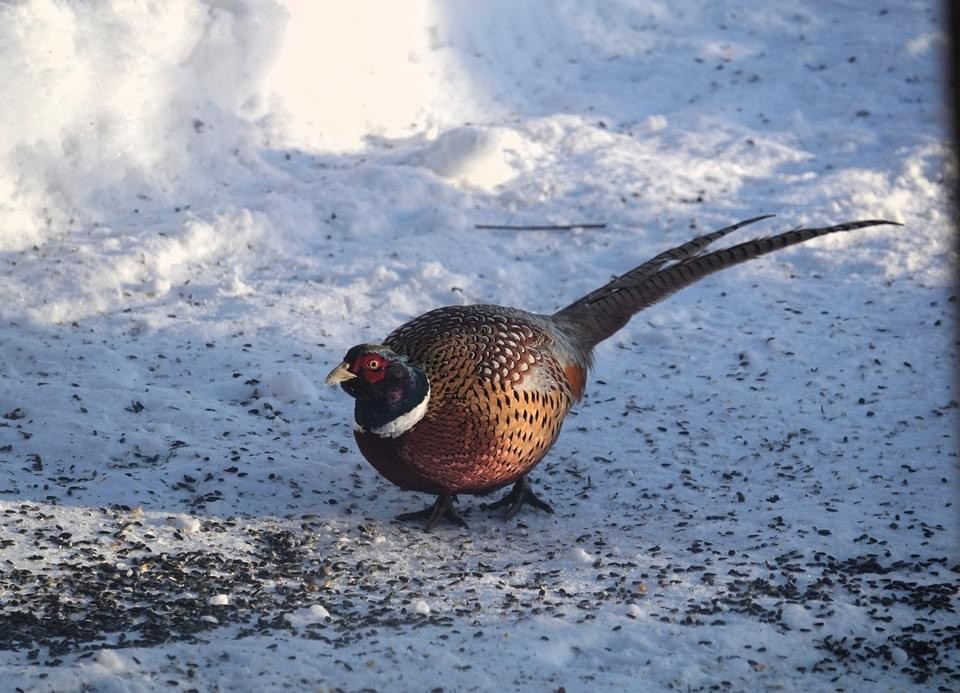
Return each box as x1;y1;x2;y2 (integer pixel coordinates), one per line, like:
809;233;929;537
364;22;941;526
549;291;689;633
326;215;896;529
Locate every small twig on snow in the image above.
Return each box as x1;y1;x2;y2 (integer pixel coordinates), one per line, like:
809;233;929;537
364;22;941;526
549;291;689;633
474;223;607;231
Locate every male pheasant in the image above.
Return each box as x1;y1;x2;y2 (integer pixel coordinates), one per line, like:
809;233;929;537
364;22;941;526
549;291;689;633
326;216;896;529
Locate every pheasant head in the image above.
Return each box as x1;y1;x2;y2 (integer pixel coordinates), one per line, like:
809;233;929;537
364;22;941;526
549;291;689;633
325;344;430;437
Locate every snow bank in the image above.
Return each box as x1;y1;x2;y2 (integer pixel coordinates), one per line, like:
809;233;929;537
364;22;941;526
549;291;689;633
0;0;477;251
0;0;288;249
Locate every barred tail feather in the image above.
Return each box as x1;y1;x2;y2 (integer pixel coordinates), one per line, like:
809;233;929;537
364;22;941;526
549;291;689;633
553;218;900;349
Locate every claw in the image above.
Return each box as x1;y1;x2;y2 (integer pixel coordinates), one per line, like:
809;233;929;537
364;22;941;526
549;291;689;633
482;477;554;519
395;494;468;530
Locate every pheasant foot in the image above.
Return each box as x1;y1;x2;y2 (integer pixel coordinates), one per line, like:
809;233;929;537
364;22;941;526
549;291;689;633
483;477;554;519
395;494;467;530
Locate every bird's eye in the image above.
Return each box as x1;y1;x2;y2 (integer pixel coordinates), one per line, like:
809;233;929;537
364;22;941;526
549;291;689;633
366;359;380;370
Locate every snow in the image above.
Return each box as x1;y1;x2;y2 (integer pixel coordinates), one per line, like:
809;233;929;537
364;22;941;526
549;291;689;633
0;1;956;691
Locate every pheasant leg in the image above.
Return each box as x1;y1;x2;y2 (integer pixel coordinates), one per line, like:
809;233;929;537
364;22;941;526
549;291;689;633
483;477;554;519
395;494;467;530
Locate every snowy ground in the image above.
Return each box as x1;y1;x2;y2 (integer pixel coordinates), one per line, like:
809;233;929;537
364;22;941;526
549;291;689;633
1;1;957;691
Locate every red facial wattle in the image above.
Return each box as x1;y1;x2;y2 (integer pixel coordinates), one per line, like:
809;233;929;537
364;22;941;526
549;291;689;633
353;354;387;384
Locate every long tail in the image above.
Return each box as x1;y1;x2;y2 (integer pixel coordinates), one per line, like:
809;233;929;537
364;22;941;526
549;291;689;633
552;217;900;349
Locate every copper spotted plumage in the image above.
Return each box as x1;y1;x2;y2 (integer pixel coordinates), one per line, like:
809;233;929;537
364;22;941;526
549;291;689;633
326;216;898;529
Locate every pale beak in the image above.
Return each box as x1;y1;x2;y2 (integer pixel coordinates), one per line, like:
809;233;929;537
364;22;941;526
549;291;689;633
325;362;357;385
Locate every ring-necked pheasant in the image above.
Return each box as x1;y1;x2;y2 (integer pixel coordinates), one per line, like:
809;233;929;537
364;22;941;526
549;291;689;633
326;216;896;529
